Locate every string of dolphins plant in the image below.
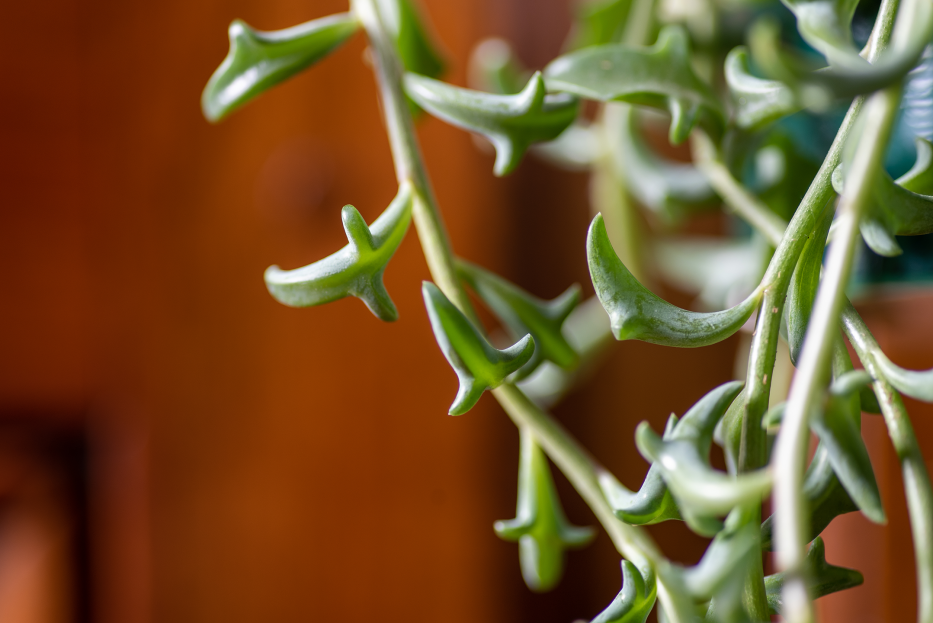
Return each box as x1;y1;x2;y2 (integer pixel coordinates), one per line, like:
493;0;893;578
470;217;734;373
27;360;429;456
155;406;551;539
201;0;933;621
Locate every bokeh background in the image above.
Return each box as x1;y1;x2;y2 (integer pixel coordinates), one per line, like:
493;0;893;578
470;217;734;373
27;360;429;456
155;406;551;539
1;0;932;622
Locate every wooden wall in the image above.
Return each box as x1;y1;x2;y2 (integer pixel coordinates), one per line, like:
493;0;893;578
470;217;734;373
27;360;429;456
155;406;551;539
0;1;930;622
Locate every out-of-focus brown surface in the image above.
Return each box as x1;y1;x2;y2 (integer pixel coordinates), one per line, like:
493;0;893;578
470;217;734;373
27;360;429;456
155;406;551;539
0;1;930;622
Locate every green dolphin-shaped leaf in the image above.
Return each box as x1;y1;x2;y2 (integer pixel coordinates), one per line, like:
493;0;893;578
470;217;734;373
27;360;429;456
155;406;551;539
875;351;933;403
765;537;863;615
544;26;724;144
636;422;771;536
202;13;359;122
633;382;757;536
495;428;594;592
422;282;535;415
787;202;834;365
265;183;413;321
404;71;579;176
833;153;933;257
457;260;580;381
724;46;800;130
375;0;445;78
587;214;764;347
599;415;681;526
590;560;657;623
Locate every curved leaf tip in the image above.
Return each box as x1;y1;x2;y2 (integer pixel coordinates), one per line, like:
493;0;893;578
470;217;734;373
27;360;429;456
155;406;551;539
421;282;535;415
264;183;413;321
587;214;762;348
202;13;359;123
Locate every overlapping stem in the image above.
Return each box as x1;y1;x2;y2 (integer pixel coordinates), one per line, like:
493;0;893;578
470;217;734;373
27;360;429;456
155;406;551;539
352;0;665;581
842;304;933;623
775;85;900;623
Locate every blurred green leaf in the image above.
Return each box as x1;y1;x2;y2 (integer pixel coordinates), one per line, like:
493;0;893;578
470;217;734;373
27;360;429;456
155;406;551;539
781;0;859;65
787;203;833;365
563;0;633;51
812;370;885;523
765;537;863;615
265;183;413;322
590;560;657;623
375;0;445;78
749;15;928;103
468;38;529;95
422;282;535;415
544;26;724;144
587;214;763;347
876;352;933;403
612;106;715;222
495;428;594;592
898;138;933;194
724;46;800;130
404;72;579;176
600;415;682;525
457;260;580;381
833;156;933;257
202;13;359;122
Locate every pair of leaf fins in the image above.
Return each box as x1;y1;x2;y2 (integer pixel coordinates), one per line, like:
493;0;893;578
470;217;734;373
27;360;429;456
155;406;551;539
202;0;445;122
423;262;581;415
407;25;724;177
599;382;771;538
494;428;594;592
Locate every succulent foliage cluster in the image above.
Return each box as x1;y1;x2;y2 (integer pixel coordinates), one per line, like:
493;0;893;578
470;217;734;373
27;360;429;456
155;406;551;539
203;0;933;621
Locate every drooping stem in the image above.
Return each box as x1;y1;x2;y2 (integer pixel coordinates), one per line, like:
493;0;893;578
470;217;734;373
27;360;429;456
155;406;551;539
842;304;933;623
352;0;663;570
773;86;901;623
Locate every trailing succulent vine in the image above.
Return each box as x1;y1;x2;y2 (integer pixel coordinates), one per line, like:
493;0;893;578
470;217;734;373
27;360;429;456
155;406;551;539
203;0;933;621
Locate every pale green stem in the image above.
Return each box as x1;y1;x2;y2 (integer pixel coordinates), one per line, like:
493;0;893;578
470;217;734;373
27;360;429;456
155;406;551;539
773;86;901;623
691;131;788;247
842;304;933;623
352;0;662;571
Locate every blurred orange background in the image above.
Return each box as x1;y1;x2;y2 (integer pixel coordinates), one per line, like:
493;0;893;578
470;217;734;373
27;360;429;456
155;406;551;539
1;1;931;622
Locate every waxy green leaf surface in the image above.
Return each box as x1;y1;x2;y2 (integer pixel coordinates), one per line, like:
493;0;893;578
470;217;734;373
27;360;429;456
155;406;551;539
202;13;359;122
495;429;593;592
590;560;656;623
544;27;723;144
265;184;413;321
404;72;579;176
422;282;535;415
587;214;763;347
563;0;632;51
634;382;765;536
781;0;859;65
600;415;681;526
458;260;580;381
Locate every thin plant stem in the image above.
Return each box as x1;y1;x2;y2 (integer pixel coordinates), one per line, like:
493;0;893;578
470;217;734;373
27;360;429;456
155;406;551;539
352;0;664;574
842;304;933;623
773;86;901;623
